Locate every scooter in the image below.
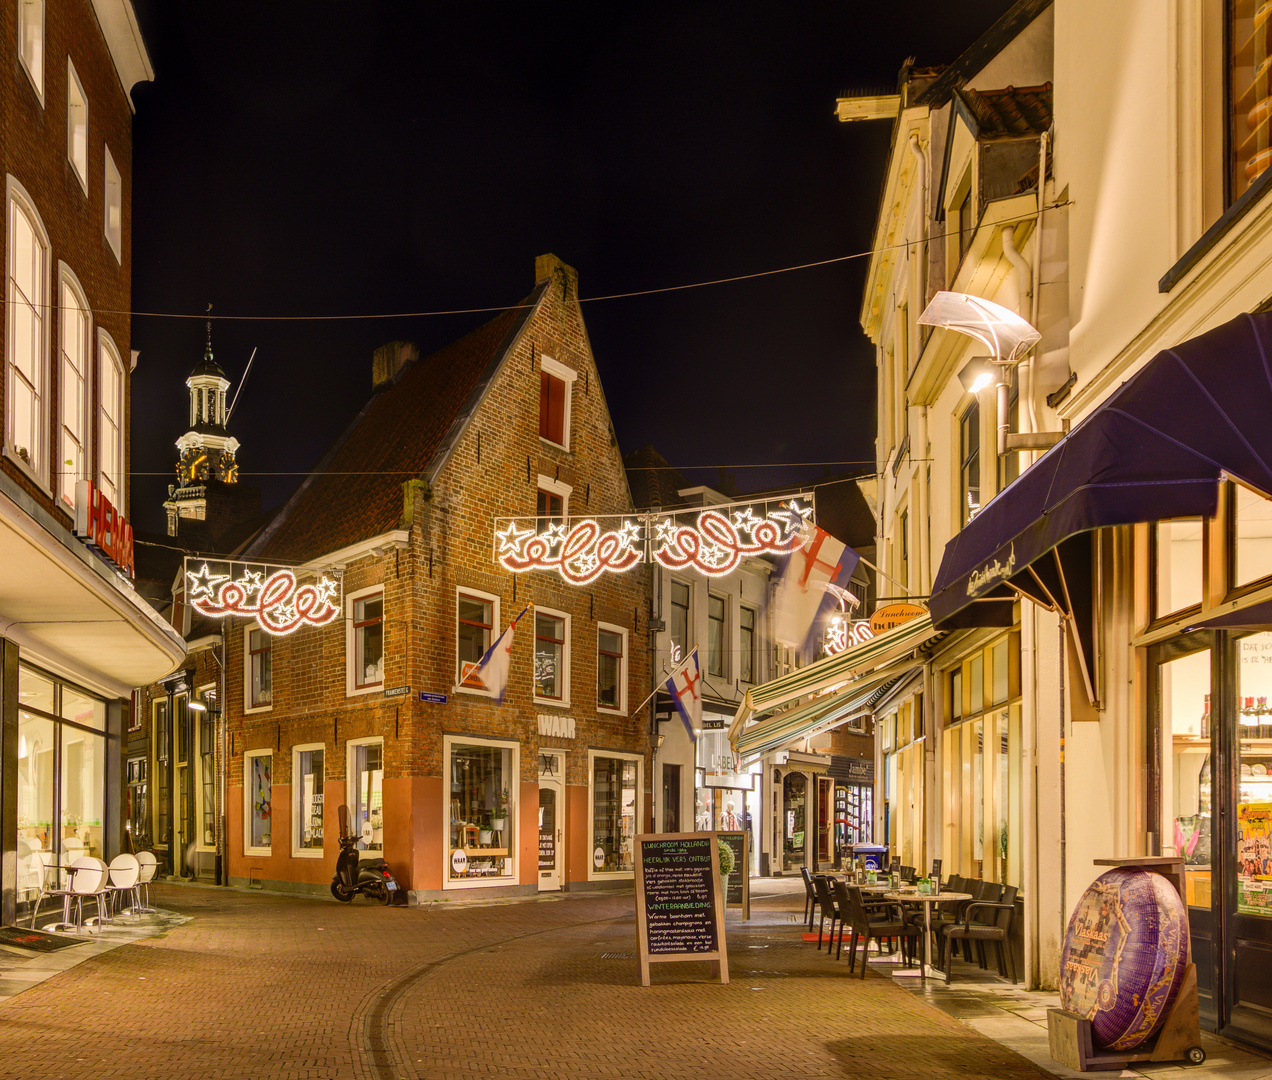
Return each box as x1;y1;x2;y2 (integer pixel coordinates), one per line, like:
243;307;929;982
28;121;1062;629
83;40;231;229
331;804;399;904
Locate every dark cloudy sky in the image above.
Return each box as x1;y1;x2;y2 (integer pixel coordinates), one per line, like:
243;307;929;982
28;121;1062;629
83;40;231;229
127;1;1016;533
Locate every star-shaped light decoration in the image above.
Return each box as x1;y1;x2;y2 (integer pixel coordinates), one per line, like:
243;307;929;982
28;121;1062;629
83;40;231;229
544;523;568;547
187;562;229;602
731;508;760;536
785;498;813;521
495;521;535;556
235;569;264;599
574;552;599;574
653;519;679;545
617;520;642;549
313;576;340;605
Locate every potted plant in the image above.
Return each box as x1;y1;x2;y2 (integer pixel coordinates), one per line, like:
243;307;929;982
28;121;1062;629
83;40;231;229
490;789;509;832
917;876;932;895
717;838;736;883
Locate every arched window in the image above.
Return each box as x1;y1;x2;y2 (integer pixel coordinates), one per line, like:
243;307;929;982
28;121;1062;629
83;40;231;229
98;330;124;511
58;267;91;508
7;179;50;484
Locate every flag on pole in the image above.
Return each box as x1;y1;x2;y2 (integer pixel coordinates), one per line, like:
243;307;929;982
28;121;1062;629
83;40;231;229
771;524;860;657
460;603;531;704
666;647;702;742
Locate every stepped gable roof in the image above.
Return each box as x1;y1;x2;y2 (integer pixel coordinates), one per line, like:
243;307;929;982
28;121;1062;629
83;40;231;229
250;284;546;565
954;83;1052;139
623;445;692;511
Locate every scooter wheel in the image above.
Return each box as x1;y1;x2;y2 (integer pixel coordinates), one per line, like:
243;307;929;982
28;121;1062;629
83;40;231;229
364;879;390;905
330;881;354;903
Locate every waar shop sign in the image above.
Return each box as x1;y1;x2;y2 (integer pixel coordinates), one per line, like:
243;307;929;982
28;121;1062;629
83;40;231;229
493;495;815;583
183;558;343;636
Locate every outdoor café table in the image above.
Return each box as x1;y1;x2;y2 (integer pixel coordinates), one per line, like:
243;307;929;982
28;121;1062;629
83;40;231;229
884;889;972;981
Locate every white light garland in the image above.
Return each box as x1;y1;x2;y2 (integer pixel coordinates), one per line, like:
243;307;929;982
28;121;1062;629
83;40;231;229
186;561;342;636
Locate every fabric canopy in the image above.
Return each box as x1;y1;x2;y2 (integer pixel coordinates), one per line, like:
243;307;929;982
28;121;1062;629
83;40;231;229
931;312;1272;632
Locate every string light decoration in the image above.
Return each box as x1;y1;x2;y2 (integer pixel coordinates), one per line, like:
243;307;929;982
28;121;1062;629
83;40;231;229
494;496;814;584
825;616;874;656
185;560;342;636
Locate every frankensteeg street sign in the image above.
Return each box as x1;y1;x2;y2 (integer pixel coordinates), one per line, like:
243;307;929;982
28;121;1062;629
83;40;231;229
183;559;342;636
493;495;815;585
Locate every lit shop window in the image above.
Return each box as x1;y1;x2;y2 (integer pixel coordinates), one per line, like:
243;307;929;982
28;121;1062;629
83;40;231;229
348;589;384;692
245;751;272;853
1235;485;1272;589
1233;1;1272;199
67;59;87;192
1154;518;1205;619
125;756;148;849
538;356;576;450
447;737;516;883
195;690;216;847
7;185;49;483
293;745;324;856
591;752;640;876
534;610;568;703
456;590;495;688
58;273;90;508
597;625;626;712
348;738;383;853
154;699;169;849
247;627;272;710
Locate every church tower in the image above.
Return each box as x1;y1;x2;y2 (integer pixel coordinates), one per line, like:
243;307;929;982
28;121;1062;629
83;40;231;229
163;322;241;536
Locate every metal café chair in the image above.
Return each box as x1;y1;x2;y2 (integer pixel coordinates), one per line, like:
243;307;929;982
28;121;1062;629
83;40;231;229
132;851;159;914
34;857;104;934
106;854;141;921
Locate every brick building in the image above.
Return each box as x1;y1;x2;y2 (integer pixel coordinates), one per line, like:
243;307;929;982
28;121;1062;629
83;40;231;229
4;0;186;925
205;255;651;900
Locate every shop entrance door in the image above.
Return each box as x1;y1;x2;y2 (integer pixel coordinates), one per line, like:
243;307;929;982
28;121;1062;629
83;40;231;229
817;777;833;867
538;751;564;892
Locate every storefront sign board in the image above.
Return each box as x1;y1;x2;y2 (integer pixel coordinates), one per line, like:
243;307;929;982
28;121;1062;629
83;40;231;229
869;602;927;635
634;832;729;986
74;479;134;577
717;830;750;920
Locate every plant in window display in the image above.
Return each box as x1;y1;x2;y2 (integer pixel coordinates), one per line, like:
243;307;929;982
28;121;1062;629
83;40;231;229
490;788;509;831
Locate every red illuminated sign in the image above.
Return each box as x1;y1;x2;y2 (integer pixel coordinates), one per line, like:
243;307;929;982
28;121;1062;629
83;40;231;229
74;480;134;578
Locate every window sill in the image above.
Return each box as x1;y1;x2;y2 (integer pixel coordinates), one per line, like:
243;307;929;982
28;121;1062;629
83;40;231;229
453;684;495;700
597;705;625;716
534;696;570;709
244;703;273;715
346;683;383;699
3;447;51;497
588;869;635;882
291;849;324;860
244;846;271;857
1160;167;1272;293
539;436;570;454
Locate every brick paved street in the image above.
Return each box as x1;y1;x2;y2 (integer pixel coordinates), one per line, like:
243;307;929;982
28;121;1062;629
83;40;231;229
0;883;1055;1080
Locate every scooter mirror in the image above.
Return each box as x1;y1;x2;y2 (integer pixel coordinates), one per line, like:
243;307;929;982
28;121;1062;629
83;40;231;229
338;804;351;839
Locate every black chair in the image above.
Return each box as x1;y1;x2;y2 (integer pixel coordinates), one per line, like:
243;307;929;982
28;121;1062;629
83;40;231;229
812;875;842;953
799;866;817;931
899;864;916;884
841;884;919;978
942;884;1018;983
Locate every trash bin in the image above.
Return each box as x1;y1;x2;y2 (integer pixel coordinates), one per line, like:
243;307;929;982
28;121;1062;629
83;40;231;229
851;843;888;870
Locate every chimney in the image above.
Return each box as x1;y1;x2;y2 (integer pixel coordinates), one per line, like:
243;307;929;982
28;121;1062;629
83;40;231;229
372;341;419;390
534;253;579;299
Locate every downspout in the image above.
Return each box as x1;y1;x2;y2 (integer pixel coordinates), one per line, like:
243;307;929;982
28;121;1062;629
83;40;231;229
1026;130;1050;437
907;132;929;294
1000;227;1031;457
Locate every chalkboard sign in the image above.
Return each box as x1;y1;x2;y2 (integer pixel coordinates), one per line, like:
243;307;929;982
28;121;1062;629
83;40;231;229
716;830;750;920
634;832;729;986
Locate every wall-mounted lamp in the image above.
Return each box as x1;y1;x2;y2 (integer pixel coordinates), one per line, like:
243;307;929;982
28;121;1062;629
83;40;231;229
188;700;207;713
956;356;997;395
654;732;665;749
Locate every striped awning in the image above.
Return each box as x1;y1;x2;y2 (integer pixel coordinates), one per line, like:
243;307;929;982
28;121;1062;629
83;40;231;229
733;663;911;758
727;612;936;745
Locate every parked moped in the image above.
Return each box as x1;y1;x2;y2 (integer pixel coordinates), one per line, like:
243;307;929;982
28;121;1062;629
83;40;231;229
331;804;398;904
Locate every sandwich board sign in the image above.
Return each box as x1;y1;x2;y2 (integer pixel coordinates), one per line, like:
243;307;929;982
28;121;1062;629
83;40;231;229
634;832;728;986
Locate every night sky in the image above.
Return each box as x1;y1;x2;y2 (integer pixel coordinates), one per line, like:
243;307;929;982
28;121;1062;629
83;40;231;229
127;2;1016;534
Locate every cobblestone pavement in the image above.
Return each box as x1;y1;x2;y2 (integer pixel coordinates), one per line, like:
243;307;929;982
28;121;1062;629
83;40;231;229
0;881;1058;1080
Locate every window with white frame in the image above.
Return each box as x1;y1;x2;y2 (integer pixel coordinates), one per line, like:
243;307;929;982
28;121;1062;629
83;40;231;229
739;606;756;684
456;589;497;690
536;473;571;526
669;579;691;660
533;609;569;703
103;145;121;263
590;750;642;877
346;588;384;693
293;744;324;856
245;626;272;711
597;623;627;712
7;183;49;482
707;593;726;678
18;0;43;102
445;734;517;885
244;750;272;853
538;355;577;450
347;738;383;853
98;331;123;510
66;59;87;192
58;270;90;509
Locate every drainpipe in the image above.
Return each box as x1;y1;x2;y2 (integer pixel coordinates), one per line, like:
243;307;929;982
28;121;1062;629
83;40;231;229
907;133;929;291
1026;131;1050;438
1000;227;1031;457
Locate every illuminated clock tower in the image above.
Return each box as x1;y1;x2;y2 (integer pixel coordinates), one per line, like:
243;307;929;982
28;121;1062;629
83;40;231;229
163;328;241;536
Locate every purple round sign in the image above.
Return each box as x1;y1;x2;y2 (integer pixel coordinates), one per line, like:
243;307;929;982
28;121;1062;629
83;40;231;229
1059;868;1188;1051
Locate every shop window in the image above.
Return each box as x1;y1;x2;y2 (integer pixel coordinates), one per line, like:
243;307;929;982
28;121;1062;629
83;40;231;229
98;331;124;511
669;579;690;660
707;594;726;678
293;745;324;856
247;626;272;710
103;146;121;263
18;0;43;102
125;756;148;850
960;400;981;526
1235;485;1272;588
590;752;640;876
67;60;87;192
662;763;681;831
1237;633;1272;916
244;751;272;853
348;738;383;853
58;271;90;508
154;699;169;849
1232;1;1272;201
597;623;626;712
538;355;576;450
7;183;50;484
534;609;568;703
1155;518;1205;617
782;772;808;873
446;736;515;883
348;588;384;692
456;589;496;689
739;606;756;684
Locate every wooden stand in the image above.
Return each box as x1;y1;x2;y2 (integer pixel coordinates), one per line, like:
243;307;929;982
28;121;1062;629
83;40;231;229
1047;857;1206;1070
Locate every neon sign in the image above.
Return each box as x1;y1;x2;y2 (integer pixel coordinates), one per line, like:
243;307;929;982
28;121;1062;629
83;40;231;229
494;496;813;584
184;559;342;636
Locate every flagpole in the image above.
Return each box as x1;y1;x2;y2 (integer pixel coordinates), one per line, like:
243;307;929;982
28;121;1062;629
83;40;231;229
856;555;912;599
628;644;699;719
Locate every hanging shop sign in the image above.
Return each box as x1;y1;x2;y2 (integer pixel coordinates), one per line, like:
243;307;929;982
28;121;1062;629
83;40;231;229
493;495;814;585
825;617;873;656
74;480;134;578
869;602;927;635
183;558;342;636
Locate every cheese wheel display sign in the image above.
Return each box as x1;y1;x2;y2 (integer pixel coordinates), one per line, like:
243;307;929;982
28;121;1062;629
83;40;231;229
1059;868;1189;1051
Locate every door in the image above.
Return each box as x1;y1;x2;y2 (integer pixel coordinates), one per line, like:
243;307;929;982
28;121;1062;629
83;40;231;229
174;695;191;877
538;751;564;892
817;776;833;866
